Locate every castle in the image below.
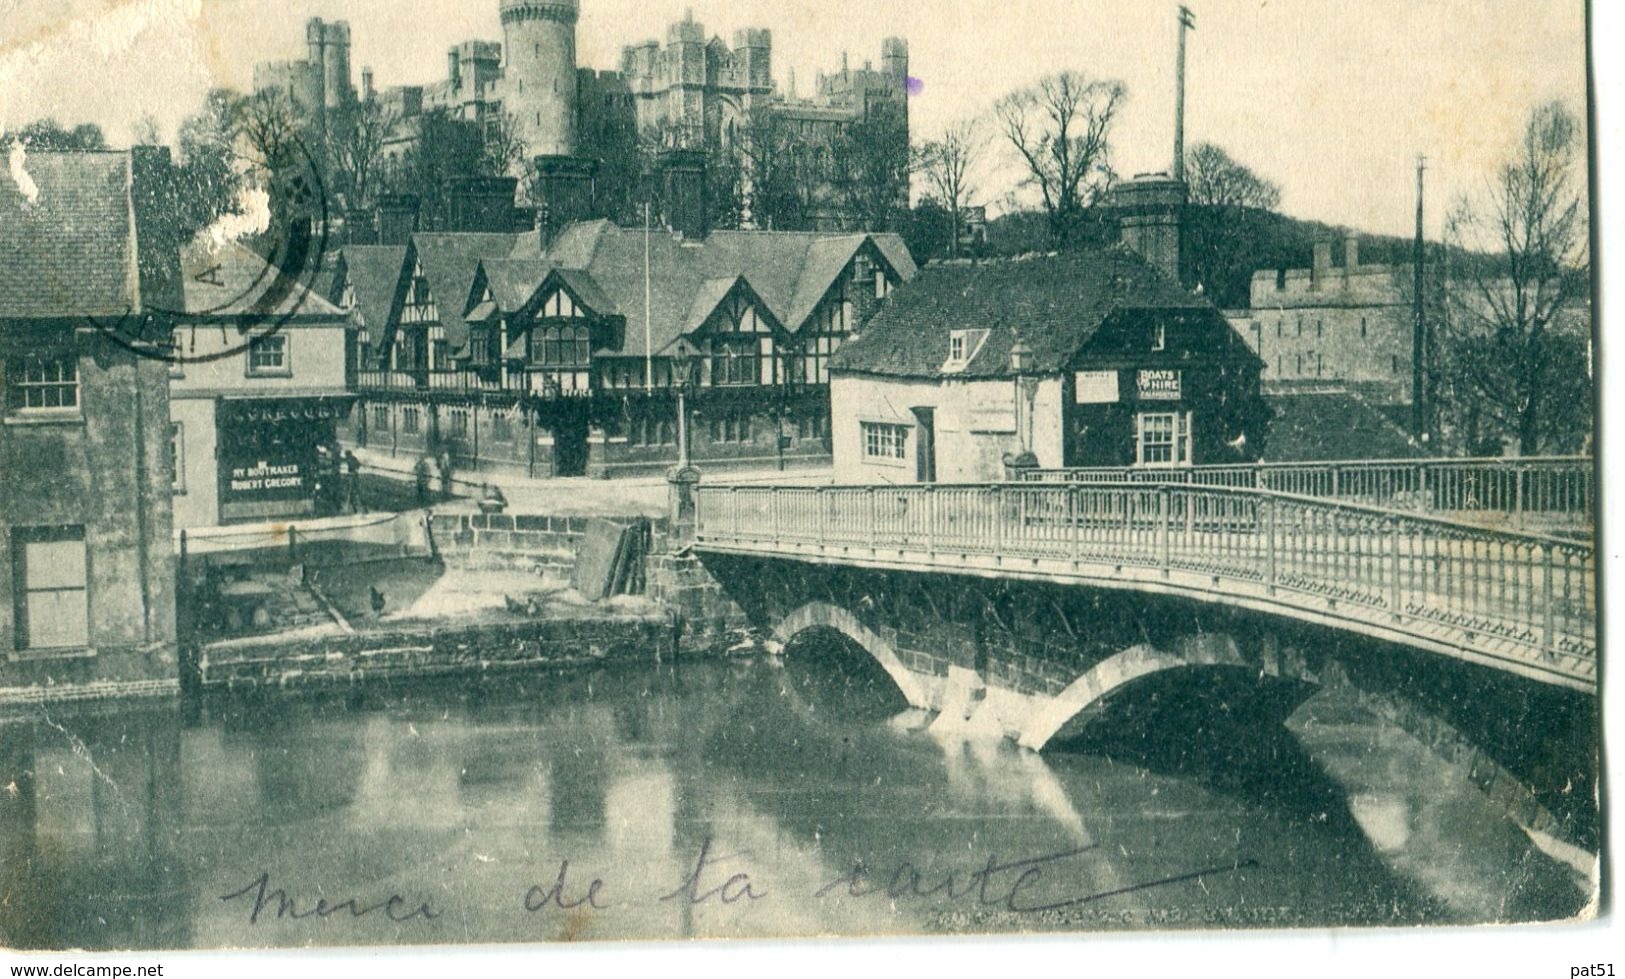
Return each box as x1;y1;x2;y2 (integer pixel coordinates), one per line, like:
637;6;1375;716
253;2;909;229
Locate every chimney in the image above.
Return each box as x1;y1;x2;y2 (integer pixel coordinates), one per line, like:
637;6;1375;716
1104;173;1188;286
533;155;600;243
361;67;374;101
1311;239;1332;290
376;194;420;246
1344;232;1360;271
444;176;519;232
659;149;710;241
448;47;461;88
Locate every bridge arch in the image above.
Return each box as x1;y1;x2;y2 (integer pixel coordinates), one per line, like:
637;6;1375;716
1016;634;1317;751
772;601;933;710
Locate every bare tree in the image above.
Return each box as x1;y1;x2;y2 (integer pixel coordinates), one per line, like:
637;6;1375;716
479;110;529;181
327;98;393;212
736;106;816;231
235;88;304;179
917;117;986;255
1183;142;1282;302
1441;100;1591;455
1185;142;1281;210
829;99;911;232
994;71;1125;247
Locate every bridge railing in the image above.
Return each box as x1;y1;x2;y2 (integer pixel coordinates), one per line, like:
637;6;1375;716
695;482;1596;684
1017;456;1593;527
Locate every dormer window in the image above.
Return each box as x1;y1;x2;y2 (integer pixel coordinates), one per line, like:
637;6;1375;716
1152;323;1166;351
944;329;987;373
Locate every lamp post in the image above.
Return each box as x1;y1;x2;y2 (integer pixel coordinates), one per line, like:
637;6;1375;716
1005;335;1040;478
669;336;700;469
667;336;703;542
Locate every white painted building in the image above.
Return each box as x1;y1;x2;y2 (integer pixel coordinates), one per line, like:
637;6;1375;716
170;239;353;529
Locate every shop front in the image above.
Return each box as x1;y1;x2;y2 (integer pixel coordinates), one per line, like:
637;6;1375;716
215;397;353;524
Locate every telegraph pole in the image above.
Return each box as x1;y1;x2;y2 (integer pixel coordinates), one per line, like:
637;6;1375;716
1411;154;1427;440
1173;6;1196;180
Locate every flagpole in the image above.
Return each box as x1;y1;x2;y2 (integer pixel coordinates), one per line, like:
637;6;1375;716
644;200;654;394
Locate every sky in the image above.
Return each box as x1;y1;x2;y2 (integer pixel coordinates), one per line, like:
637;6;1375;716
0;0;1591;239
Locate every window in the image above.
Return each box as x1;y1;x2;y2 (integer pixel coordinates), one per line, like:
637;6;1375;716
372;405;390;431
709;414;752;443
1316;319;1324;338
1135;412;1191;468
1391;355;1400;375
8;354;79;410
491;413;512;441
1151;323;1167;351
875;269;890;300
12;525;89;651
449;408;470;437
403;406;421;434
535;325;592;367
861;422;908;461
170;422;185;493
248;335;288;375
1276;320;1283;338
712;337;760;386
945;329;986;371
1295;317;1303;338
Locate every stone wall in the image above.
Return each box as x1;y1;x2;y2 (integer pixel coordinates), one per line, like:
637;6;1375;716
197;609;675;689
430;511;604;578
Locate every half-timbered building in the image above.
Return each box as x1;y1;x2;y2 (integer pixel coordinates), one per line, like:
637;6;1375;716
334;220;915;476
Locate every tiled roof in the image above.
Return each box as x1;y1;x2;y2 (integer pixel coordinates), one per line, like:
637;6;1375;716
410;232;519;350
180;237;345;322
830;247;1213;380
337;245;408;338
0;151;138;318
534;222;916;359
1261;384;1427;461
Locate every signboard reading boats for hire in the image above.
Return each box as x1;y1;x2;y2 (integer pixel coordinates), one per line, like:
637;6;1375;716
1137;369;1182;400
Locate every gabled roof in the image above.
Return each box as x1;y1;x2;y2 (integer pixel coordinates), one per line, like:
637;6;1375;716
180;237;345;322
830;247;1215;380
410;232;519;350
337;245;409;335
0;150;139;318
363;220;917;361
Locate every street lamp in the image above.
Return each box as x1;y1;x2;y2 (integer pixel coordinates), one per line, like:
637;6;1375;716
669;335;701;469
1005;334;1040;477
666;335;703;542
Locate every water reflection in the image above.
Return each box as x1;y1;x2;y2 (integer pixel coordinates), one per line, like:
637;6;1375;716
0;643;1589;950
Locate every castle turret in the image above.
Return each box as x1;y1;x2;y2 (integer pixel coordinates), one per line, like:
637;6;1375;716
321;20;352;109
733;29;772;91
501;0;579;159
882;37;908;85
669;10;706;87
1105;173;1189;285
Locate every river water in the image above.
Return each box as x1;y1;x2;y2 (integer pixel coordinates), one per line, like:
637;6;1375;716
0;638;1588;950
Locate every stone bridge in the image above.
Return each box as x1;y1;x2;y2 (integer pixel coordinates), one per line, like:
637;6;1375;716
677;478;1599;857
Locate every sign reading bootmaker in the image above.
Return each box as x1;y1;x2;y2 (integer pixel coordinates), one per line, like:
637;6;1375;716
1136;369;1182;400
227;458;307;498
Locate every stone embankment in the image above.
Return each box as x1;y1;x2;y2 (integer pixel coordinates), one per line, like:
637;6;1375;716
190;506;752;691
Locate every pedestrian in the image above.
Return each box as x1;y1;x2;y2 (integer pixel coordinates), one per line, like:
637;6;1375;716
343;450;364;513
413;455;432;508
438;448;455;498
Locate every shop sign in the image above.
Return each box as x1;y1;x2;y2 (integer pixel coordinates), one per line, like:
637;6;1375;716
224;457;307;500
1136;369;1182;400
1074;370;1119;404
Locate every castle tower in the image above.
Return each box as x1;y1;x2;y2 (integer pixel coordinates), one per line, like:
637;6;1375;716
501;0;580;159
321;21;353;110
881;37;908;85
733;29;772;93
